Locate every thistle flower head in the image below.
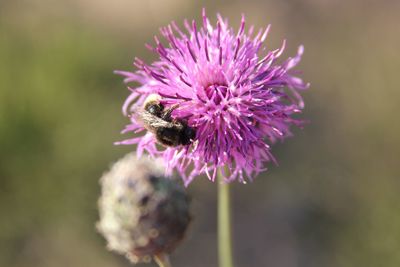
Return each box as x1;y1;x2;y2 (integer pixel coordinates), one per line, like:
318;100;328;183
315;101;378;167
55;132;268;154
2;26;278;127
116;9;309;185
97;153;191;263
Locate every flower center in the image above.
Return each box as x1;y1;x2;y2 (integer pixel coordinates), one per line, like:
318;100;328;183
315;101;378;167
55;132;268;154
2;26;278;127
196;65;229;105
204;83;228;105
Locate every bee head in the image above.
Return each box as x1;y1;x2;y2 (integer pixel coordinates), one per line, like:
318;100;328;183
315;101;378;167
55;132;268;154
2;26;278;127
145;102;164;116
144;94;164;116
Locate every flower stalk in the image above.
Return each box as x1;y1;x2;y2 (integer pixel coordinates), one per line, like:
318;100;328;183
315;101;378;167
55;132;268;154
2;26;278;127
218;167;234;267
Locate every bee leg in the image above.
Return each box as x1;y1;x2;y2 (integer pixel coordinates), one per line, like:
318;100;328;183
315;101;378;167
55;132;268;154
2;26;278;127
161;104;179;121
155;127;179;147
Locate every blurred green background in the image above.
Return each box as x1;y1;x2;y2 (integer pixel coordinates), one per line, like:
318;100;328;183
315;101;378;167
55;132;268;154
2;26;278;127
1;0;399;266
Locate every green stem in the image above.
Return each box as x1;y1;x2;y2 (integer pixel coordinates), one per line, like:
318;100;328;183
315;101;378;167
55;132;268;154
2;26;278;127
154;253;172;267
218;167;234;267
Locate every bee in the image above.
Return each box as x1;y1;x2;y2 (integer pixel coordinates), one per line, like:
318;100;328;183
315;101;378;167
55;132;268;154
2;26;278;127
136;94;196;147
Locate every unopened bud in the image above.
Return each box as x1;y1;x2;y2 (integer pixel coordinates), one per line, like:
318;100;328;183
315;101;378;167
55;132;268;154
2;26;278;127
97;153;191;263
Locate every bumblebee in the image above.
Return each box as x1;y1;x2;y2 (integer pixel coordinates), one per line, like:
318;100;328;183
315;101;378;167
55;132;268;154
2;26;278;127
136;94;196;147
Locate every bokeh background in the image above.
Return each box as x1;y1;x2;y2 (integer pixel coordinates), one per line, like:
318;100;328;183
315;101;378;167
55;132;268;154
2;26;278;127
1;0;400;266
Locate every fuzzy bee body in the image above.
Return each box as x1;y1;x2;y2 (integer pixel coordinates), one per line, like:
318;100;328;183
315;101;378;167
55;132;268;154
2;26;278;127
136;94;196;147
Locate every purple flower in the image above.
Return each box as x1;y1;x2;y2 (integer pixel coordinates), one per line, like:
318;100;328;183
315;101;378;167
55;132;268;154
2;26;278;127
115;9;309;186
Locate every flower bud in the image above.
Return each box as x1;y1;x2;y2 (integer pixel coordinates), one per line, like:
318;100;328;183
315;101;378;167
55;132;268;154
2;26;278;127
97;153;191;263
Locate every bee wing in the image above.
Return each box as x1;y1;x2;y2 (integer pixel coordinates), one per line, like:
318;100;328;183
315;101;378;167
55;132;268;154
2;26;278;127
138;110;174;132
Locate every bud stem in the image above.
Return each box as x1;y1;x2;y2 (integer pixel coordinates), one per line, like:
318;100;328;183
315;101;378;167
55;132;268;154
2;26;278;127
218;167;234;267
154;253;172;267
